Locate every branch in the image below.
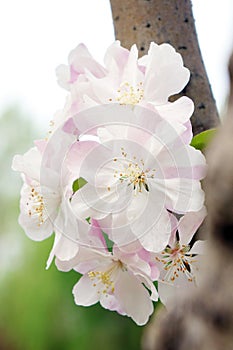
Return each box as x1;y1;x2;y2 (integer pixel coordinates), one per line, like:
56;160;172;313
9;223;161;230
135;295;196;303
110;0;219;135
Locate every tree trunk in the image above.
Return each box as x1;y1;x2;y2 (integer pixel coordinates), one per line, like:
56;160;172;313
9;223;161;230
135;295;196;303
110;0;219;135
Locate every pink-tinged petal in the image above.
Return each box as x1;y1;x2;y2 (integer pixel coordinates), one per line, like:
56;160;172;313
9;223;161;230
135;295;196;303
88;219;108;252
155;96;194;125
181;120;193;145
168;213;179;247
149;262;160;281
144;42;190;104
136;247;151;261
68;43;106;79
137;206;172;252
72;140;114;185
62;117;80;136
12;147;41;182
121;252;152;277
72;182;131;221
115;271;154;326
65;139;99;179
71;185;98;220
189;240;206;255
178;207;207;245
155;140;206;181
73;250;111;274
55;258;74;272
104;41;130;74
136;273;159;301
19;210;54;241
117;240;143;254
152;178;205;214
73;275;99;306
46;232;60;269
34;139;47;153
121;44;144;85
56;64;71;90
105;212;143;248
74;103;160;138
46;231;80;269
89;75;118;104
100;294;123;313
97;125;128;143
55;246;110;273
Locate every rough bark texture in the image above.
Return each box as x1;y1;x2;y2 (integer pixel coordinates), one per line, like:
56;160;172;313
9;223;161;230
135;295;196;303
227;52;233;115
110;0;219;135
141;116;233;350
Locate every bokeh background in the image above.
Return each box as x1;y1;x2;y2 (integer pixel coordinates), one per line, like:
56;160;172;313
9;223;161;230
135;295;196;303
0;1;233;349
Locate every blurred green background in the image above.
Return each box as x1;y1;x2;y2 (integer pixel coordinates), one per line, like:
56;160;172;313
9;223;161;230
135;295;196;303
0;107;143;350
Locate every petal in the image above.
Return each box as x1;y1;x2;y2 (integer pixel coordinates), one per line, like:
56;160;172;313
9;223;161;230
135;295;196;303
47;231;80;269
56;64;71;90
72;275;99;306
104;40;130;75
68;43;106;79
115;271;154;326
168;213;179;247
189;240;206;255
178;207;207;245
65;139;99;178
72;182;131;220
71;185;104;220
12;147;41;182
144;42;190;104
158;280;182;307
100;294;123;313
121;44;144;85
155;96;194;125
152;178;205;214
156;142;206;181
136;273;159;301
137;206;172;252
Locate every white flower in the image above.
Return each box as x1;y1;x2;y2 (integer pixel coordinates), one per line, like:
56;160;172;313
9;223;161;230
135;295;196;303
57;239;159;326
71;121;206;252
155;208;207;306
55;41;193;130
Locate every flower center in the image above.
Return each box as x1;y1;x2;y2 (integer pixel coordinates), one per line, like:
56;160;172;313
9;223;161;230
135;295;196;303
119;163;149;193
115;81;144;106
111;150;155;194
88;260;126;295
88;270;115;294
156;241;196;283
26;187;45;226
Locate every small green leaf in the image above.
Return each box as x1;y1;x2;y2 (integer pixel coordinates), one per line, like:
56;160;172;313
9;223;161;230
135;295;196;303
72;177;87;193
102;231;114;252
190;128;217;151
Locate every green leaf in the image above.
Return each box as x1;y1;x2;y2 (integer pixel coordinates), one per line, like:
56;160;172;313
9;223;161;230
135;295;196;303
102;231;114;252
190;128;217;151
72;177;87;193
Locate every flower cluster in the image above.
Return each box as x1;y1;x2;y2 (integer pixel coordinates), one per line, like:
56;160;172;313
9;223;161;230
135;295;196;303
13;41;207;326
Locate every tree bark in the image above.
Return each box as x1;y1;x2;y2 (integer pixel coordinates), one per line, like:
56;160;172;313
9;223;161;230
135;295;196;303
110;0;219;135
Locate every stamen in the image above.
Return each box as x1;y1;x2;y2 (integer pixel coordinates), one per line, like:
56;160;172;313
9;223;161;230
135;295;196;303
115;81;144;106
26;187;45;226
112;154;156;195
157;240;197;284
88;260;126;296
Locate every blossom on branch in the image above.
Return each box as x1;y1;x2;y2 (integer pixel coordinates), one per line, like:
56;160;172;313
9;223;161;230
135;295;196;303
12;40;208;326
